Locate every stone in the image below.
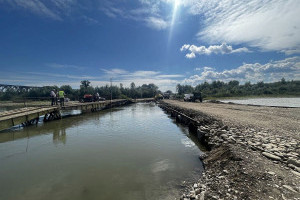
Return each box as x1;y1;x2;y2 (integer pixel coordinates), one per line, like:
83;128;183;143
287;158;300;167
221;125;228;130
282;185;298;193
221;134;228;140
200;184;206;190
195;188;201;195
291;170;300;177
262;152;282;161
199;153;207;160
267;171;276;176
199;191;206;200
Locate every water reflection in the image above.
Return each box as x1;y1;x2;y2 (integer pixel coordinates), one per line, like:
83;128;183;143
53;124;66;145
0;108;121;144
0;103;204;200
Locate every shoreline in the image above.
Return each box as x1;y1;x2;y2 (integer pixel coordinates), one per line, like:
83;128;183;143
160;100;300;200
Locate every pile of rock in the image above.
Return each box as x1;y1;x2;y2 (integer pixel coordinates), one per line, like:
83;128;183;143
159;102;300;199
180;182;206;200
197;123;300;175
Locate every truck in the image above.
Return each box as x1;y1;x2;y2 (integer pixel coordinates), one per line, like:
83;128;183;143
81;94;106;102
184;92;202;102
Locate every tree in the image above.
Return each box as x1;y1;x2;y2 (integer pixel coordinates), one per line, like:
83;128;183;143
60;85;73;94
80;80;91;89
130;82;135;90
228;80;239;87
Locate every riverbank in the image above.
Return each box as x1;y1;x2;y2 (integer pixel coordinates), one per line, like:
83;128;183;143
206;94;300;101
160;100;300;200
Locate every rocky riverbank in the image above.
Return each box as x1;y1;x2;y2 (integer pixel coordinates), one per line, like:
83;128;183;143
160;100;300;200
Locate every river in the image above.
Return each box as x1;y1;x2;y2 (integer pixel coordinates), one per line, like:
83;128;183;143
220;97;300;107
0;103;204;200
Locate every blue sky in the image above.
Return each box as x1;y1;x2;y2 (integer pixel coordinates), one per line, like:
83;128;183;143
0;0;299;91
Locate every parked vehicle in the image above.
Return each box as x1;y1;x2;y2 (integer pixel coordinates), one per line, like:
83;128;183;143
184;92;202;102
155;94;163;100
163;92;170;99
81;94;106;102
83;94;94;102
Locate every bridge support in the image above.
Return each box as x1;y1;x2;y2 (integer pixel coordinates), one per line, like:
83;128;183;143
21;118;39;127
44;110;61;122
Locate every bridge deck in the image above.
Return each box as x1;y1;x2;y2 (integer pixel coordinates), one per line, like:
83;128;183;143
0;99;134;132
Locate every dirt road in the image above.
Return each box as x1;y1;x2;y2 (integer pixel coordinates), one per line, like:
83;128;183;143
162;100;300;200
165;100;300;138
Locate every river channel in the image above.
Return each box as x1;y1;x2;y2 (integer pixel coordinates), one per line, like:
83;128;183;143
0;103;204;200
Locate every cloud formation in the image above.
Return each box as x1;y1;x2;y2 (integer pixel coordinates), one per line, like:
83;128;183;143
101;1;169;30
183;57;300;85
100;68;182;91
1;0;98;23
183;0;300;53
146;17;168;30
46;63;85;70
180;43;250;58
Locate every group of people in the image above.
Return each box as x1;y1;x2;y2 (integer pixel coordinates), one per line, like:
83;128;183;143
50;90;65;107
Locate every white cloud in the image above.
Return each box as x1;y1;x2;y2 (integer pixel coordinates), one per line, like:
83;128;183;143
180;43;250;58
27;72;98;80
101;68;128;76
2;0;171;30
145;17;168;30
101;1;170;30
184;0;300;52
3;0;62;20
156;74;184;78
0;0;99;23
129;70;160;77
46;63;85;70
283;49;300;55
183;57;300;85
100;68;183;91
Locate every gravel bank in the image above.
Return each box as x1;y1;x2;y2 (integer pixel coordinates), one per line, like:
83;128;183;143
161;100;300;200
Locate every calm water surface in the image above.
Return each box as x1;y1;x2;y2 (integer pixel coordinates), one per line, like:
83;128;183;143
0;103;204;200
221;97;300;107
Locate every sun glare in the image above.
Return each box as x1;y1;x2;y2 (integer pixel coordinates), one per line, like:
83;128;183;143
171;0;180;26
168;0;181;43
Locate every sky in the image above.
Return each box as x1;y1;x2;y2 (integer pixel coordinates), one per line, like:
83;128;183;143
0;0;299;91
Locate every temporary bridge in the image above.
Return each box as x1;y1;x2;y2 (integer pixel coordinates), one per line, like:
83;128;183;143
0;99;151;132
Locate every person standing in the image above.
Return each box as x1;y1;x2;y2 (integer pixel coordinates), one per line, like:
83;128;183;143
58;90;65;107
55;91;58;105
50;90;56;106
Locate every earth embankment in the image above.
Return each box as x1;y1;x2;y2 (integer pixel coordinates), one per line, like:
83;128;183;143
162;100;300;200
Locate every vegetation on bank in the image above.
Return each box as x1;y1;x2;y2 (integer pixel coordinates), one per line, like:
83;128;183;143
0;78;299;101
0;81;160;101
176;78;300;99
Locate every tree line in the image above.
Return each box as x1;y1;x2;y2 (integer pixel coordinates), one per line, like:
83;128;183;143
176;78;300;98
1;78;299;101
0;80;160;101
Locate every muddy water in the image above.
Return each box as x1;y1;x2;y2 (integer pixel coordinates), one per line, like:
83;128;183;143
0;103;204;200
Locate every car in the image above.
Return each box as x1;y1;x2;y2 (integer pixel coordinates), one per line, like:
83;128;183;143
83;94;93;102
184;92;202;102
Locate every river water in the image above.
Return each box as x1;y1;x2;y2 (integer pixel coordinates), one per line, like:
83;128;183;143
0;103;204;200
220;97;300;107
